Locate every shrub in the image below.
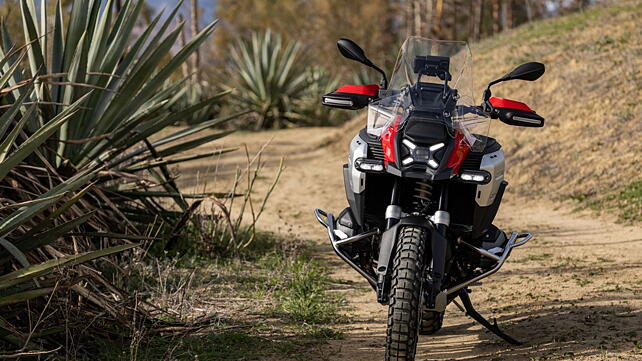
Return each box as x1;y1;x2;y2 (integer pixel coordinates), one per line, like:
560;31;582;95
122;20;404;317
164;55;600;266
0;0;243;353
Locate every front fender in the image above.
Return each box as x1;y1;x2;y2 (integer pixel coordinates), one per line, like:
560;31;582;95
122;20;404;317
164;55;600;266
376;215;435;277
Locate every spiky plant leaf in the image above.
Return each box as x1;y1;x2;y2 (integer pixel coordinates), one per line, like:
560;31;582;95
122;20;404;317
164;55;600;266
223;30;310;130
0;0;242;350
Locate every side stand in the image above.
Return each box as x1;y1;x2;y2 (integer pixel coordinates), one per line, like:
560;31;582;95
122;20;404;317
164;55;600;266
458;289;523;345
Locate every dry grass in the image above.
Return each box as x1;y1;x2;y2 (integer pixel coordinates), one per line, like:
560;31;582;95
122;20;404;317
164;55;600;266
473;0;641;220
89;235;347;361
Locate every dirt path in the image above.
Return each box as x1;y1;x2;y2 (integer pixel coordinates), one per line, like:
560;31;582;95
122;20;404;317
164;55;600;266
176;125;642;361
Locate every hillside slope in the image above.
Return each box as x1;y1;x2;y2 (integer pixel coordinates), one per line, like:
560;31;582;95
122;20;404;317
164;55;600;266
336;1;641;222
473;0;641;221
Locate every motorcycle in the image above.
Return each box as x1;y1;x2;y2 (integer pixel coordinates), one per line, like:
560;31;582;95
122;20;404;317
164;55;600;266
314;37;545;361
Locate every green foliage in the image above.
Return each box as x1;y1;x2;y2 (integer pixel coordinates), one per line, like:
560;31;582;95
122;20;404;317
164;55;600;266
0;0;242;352
222;30;367;129
289;67;351;126
277;258;340;324
569;180;642;223
223;30;310;129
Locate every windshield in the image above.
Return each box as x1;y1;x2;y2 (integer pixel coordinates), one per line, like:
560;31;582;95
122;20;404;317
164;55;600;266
368;37;489;151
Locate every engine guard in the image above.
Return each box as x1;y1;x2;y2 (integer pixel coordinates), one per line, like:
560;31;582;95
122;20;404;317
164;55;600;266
421;231;532;313
314;208;379;288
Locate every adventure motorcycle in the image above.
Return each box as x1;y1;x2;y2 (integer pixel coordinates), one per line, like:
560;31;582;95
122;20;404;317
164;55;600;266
314;37;545;361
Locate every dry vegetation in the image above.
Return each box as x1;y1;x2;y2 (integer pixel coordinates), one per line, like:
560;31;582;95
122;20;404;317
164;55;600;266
474;0;641;221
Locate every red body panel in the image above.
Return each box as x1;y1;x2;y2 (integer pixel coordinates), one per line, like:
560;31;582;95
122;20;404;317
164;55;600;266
446;132;471;174
381;117;400;164
335;84;380;97
489;96;533;112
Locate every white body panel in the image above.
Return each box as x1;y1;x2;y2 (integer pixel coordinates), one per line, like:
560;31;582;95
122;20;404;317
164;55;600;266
476;149;505;207
348;134;367;194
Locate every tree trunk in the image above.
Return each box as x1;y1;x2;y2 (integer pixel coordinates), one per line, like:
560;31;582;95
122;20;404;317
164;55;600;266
491;0;500;34
406;0;413;37
432;0;443;39
425;0;433;38
502;0;512;30
525;0;533;22
178;14;190;79
472;0;482;40
190;0;201;84
414;0;422;36
451;0;459;40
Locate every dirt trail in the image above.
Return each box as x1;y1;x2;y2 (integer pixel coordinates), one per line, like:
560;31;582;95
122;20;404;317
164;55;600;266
177;125;642;361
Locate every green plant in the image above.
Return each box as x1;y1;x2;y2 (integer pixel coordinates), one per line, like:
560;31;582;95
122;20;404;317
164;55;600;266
569;180;642;223
0;0;244;353
223;30;309;130
289;66;351;126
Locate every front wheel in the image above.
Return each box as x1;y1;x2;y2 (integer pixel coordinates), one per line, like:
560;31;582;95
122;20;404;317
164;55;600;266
385;226;426;361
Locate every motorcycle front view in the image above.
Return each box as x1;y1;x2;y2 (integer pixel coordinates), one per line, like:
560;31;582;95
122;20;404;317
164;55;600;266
314;37;545;361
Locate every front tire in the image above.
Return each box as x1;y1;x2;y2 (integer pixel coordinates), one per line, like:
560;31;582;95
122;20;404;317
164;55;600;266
385;227;426;361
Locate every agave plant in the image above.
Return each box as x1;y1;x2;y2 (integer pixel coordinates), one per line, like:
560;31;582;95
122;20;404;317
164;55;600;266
288;66;351;126
223;30;309;130
0;0;242;352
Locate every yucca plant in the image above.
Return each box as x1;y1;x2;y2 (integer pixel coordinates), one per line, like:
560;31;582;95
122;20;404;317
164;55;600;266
288;66;351;126
0;0;244;353
223;30;309;130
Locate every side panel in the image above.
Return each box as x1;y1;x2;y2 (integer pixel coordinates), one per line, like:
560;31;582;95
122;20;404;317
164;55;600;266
343;133;368;226
472;181;508;238
476;149;505;207
348;134;367;193
343;164;365;226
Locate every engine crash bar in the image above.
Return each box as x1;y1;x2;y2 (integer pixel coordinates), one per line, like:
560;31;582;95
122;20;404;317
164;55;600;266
314;208;379;288
446;232;532;296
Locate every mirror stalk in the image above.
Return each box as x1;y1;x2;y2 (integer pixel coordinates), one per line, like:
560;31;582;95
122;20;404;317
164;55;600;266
481;62;545;113
337;38;388;89
371;64;388;89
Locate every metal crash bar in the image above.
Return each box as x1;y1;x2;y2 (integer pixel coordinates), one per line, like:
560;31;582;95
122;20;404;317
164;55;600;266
446;232;532;296
314;208;379;287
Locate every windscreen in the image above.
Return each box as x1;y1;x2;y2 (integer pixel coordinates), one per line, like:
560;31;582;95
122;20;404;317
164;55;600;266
368;37;489;152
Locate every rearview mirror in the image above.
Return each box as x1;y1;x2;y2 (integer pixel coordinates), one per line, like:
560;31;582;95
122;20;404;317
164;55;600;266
337;39;372;66
483;61;545;104
337;38;388;89
501;62;545;82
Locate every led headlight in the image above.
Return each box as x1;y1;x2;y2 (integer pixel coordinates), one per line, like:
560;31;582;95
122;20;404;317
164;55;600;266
401;140;444;170
401;157;414;165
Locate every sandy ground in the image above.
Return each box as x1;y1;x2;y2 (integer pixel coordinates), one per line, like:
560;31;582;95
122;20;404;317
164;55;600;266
175;125;642;361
